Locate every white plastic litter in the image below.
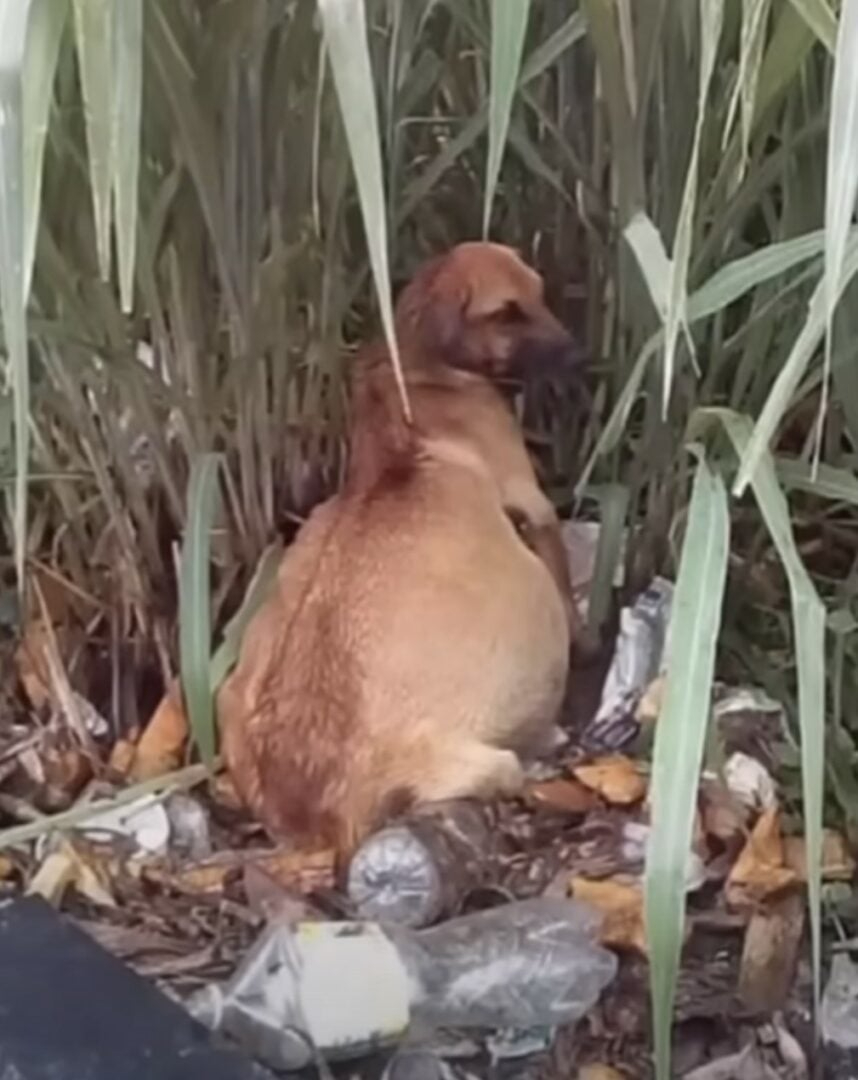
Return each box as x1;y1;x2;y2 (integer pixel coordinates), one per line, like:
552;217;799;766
187;898;617;1072
723;751;778;813
78;792;171;855
584;577;674;750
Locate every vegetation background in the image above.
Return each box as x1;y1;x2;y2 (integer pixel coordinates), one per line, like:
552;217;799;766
2;0;857;1075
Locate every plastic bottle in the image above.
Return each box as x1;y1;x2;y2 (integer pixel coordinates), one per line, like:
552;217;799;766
347;799;497;928
186;897;618;1072
390;897;617;1032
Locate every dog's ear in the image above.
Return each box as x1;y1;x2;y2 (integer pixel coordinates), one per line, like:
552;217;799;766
395;255;470;355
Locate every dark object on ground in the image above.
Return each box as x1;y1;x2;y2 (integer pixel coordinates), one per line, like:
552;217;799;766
0;896;273;1080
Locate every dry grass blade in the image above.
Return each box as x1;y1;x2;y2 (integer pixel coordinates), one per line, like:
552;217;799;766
318;0;409;420
483;0;531;237
0;0;34;584
645;451;730;1080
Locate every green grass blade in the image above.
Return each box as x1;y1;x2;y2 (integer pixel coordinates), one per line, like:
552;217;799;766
209;538;283;692
822;0;858;445
734;231;858;495
661;0;724;413
777;456;858;505
179;453;222;769
624;211;670;320
786;0;838;53
483;0;531;237
111;0;142;313
22;0;67;299
645;452;730;1080
0;0;34;584
722;0;771;167
519;9;585;84
71;0;114;280
711;407;825;1018
580;228;832;489
318;0;409;419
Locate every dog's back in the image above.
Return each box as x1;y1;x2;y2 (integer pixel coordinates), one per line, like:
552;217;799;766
219;357;569;851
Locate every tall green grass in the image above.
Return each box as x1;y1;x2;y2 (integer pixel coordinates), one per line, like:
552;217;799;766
1;2;855;1075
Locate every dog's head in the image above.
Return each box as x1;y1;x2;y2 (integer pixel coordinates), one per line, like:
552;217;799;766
394;242;582;380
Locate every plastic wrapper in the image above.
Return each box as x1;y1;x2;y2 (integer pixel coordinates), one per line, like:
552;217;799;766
583;576;673;751
347;800;496;927
186;898;617;1072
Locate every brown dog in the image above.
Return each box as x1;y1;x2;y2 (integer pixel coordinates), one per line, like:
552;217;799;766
219;243;579;853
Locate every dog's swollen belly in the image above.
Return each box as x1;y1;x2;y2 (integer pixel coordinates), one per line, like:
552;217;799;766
219;468;570;852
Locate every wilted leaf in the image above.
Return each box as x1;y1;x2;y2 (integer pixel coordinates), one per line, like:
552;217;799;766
699;777;751;845
569;876;648;954
784;830;856;882
578;1068;625;1080
129;681;188;780
108;738;137;777
27;837;115;908
738;892;805;1013
143;846;335;897
524;778;600;815
573;755;647;805
637;675;666;726
725;807;799;911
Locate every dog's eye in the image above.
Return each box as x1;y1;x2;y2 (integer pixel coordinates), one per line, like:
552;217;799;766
495;301;526;324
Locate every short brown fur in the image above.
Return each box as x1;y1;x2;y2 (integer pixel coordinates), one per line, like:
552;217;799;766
219;243;578;853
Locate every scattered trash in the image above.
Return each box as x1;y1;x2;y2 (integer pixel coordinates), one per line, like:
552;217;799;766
188;917;410;1071
382;1048;459;1080
584;577;673;751
485;1026;553;1061
619;821;706;892
823;952;858;1079
683;1016;807;1079
391;898;617;1032
165;792;212;861
724;752;778;814
78;792;171;856
188;898;617;1071
347;800;497;927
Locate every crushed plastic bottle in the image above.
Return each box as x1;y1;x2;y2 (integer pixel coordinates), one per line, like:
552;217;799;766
347;800;496;928
390;898;617;1032
186;897;617;1072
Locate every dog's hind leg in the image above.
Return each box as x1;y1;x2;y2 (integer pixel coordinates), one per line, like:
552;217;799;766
413;741;525;804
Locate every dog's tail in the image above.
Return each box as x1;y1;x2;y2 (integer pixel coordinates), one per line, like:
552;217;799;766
345;343;419;495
